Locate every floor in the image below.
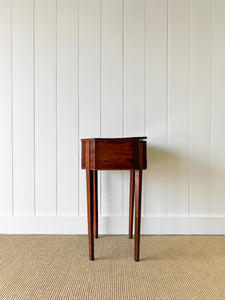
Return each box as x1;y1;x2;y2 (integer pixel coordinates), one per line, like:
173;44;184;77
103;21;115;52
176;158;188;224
0;235;224;299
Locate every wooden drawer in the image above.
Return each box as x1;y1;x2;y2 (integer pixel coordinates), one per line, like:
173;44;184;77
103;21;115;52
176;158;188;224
81;138;147;170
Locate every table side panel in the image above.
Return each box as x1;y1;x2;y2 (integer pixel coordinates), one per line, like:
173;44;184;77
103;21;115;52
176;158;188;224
89;140;96;169
140;141;147;170
81;141;86;169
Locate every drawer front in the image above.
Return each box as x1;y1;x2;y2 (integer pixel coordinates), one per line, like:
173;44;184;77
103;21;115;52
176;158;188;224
82;139;147;170
94;140;139;170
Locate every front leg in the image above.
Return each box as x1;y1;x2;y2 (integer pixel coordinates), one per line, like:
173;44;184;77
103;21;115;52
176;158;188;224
93;170;98;238
134;170;142;262
129;170;135;238
86;170;94;260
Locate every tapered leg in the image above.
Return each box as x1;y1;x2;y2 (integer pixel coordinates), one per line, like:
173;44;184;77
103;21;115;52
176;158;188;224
93;170;98;238
129;170;135;238
86;170;94;260
134;170;142;262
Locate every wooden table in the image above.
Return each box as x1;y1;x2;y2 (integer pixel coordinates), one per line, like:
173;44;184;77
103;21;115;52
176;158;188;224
81;137;147;261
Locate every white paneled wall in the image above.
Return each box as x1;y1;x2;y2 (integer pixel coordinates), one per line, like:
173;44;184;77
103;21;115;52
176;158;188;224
101;0;123;216
0;0;225;234
57;0;79;216
0;0;12;216
190;0;211;215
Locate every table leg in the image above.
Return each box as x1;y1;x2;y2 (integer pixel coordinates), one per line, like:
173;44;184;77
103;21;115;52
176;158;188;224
134;169;142;262
86;170;94;260
93;170;98;238
129;170;135;239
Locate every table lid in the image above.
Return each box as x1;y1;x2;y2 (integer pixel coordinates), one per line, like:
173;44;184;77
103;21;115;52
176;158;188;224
81;136;147;142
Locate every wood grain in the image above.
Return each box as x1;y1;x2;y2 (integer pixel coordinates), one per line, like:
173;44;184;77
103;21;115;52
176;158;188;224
82;139;147;171
86;169;94;260
93;170;98;238
134;169;142;261
129;170;135;239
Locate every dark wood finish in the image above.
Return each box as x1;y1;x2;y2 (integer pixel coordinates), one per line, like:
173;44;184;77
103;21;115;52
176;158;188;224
85;140;94;260
81;137;147;170
94;140;138;170
81;137;147;261
86;169;94;260
81;140;86;169
134;170;142;262
93;170;98;239
129;170;135;239
81;137;147;142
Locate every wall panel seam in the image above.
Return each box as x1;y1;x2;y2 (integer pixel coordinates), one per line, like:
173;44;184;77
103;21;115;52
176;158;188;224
33;0;36;216
166;0;169;217
77;0;80;217
100;0;102;216
188;0;191;216
100;0;102;139
122;0;125;139
56;0;58;217
11;0;14;217
210;0;213;216
143;0;147;217
122;0;125;216
78;0;80;216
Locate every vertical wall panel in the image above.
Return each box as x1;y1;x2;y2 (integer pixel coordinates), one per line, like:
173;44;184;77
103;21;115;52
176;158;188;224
123;0;145;216
212;0;225;215
101;0;123;216
35;0;57;215
145;0;167;216
12;0;34;216
0;1;12;216
167;0;190;215
190;0;211;215
79;0;100;215
57;0;79;216
123;0;145;137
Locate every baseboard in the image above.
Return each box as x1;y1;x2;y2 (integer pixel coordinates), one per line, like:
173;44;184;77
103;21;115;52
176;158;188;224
0;216;225;234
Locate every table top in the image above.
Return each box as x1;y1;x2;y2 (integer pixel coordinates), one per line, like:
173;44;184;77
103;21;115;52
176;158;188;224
81;136;147;142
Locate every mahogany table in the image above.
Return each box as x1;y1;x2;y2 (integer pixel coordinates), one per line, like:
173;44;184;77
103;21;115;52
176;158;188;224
81;137;147;261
